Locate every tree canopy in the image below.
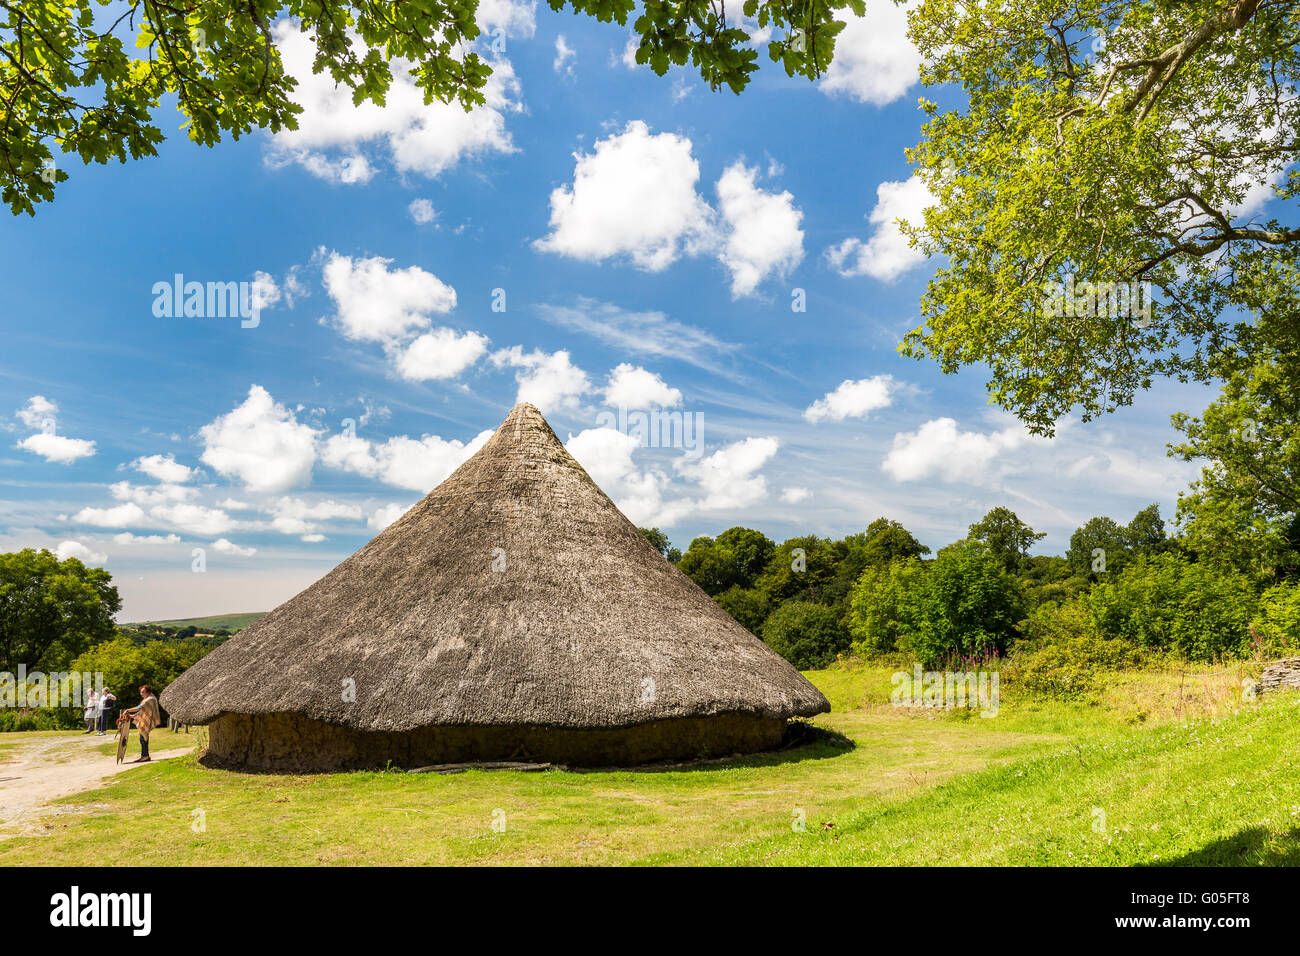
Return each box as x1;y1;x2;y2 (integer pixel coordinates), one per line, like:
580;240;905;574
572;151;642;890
967;507;1045;570
0;548;120;674
1170;326;1300;580
902;0;1300;433
1;0;859;214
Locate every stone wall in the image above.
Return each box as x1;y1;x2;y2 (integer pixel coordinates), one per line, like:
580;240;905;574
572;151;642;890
1259;658;1300;694
204;711;789;772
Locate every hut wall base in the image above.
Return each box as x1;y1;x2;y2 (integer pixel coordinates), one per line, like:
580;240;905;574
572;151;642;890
206;711;789;771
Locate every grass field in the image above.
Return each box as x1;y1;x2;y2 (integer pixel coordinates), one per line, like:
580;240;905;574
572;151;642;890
128;612;266;632
1;661;1295;866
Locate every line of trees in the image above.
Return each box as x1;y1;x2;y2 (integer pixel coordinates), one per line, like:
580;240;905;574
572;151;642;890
642;497;1300;673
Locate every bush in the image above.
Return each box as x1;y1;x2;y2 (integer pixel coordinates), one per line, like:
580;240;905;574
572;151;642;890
69;636;208;713
761;601;851;669
844;559;928;655
0;708;83;732
1006;602;1146;699
1249;582;1300;658
847;543;1027;668
1084;553;1257;661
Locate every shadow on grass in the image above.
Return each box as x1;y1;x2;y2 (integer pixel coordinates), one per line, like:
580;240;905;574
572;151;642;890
1141;826;1300;866
589;722;857;775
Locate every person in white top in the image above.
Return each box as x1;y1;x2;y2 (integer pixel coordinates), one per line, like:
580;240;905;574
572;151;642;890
83;690;98;734
96;689;116;735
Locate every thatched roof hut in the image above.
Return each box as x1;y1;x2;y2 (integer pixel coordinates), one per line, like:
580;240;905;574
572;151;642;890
162;402;828;770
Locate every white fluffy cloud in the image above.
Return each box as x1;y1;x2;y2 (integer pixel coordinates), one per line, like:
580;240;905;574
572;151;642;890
476;0;537;37
113;532;181;546
266;497;363;536
17;432;97;464
819;7;921;106
368;502;414;531
827;176;934;281
780;486;811;504
565;429;780;527
321;429;493;491
55;540;106;565
491;347;592;412
408;198;437;225
14;395;96;463
73;502;146;528
151;502;238;537
132;454;195;484
199;386;320;493
211;538;257;557
395;328;490;382
266;22;524;183
804;375;895;423
715;162;804;297
110;481;194;507
534;121;715;271
603;364;682;409
322;252;457;344
566;427;680;526
681;436;780;511
16;395;57;430
536;123;804;296
882;417;1041;484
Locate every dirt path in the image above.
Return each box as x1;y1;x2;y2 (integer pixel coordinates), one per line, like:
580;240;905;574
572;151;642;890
0;733;189;837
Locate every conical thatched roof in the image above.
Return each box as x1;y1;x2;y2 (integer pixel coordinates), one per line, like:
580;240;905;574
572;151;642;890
162;403;828;734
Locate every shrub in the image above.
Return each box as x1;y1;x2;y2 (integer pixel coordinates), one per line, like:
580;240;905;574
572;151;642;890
761;601;851;669
69;636;208;713
1084;553;1257;661
844;559;927;656
1006;602;1146;699
1249;582;1300;658
847;543;1027;668
0;707;83;732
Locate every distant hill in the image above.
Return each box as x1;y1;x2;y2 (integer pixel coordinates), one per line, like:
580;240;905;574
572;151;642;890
131;612;267;633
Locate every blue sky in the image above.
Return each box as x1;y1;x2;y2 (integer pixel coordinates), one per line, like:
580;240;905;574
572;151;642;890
0;4;1223;620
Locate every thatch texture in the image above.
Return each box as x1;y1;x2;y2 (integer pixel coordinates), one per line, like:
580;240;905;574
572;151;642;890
161;402;828;767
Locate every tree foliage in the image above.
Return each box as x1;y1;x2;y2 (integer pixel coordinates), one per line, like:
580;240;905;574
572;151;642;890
1084;552;1257;660
759;599;850;669
0;548;120;674
69;635;206;712
902;0;1300;432
1;0;860;213
1171;327;1300;581
1066;503;1170;577
848;542;1027;667
638;526;681;563
967;506;1045;570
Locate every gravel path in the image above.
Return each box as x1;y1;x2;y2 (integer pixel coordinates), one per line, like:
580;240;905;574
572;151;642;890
0;733;189;837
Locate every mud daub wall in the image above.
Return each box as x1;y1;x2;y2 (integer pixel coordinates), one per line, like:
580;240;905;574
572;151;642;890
206;711;788;771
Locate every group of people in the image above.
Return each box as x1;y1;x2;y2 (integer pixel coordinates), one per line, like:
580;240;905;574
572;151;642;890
82;685;161;762
82;688;117;735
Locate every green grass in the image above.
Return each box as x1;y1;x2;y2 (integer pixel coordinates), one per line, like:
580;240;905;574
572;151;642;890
128;612;266;632
0;661;1293;865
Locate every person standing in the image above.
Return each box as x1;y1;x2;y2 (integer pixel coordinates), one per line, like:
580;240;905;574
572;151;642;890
97;689;116;735
122;685;160;762
83;690;98;734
